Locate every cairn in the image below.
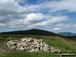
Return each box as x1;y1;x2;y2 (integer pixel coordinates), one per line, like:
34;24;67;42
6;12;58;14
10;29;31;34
7;38;60;53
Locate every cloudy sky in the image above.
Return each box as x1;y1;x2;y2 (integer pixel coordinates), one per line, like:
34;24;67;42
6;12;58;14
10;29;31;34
0;0;76;33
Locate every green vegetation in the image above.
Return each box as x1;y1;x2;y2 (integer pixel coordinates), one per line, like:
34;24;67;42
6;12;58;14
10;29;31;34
0;29;76;57
0;51;60;57
0;36;76;57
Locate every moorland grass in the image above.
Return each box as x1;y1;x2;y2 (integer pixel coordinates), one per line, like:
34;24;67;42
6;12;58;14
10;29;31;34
0;35;76;57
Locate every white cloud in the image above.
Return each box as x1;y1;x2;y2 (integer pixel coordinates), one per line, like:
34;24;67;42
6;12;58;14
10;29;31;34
54;28;62;31
0;23;5;27
53;23;74;31
73;24;76;30
26;0;76;12
0;0;26;13
8;13;68;29
8;20;25;28
0;0;27;24
26;14;68;28
8;13;44;28
25;14;68;28
49;0;76;12
0;0;75;32
48;15;68;24
24;13;44;24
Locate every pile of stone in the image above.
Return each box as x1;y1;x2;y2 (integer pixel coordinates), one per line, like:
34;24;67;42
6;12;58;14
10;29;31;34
7;38;60;53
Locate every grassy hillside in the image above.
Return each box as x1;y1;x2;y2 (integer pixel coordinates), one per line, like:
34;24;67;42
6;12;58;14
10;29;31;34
0;29;59;36
0;29;76;43
0;35;76;57
0;29;76;57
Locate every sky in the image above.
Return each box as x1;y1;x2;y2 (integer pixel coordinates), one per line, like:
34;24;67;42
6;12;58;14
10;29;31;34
0;0;76;33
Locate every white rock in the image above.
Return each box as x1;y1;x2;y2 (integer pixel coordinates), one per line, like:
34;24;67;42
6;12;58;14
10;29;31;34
7;38;60;53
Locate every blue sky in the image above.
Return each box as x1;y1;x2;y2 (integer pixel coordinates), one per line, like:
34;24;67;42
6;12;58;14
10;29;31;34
0;0;76;33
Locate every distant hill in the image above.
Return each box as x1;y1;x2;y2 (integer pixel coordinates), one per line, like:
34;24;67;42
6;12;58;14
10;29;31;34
0;29;76;41
0;29;59;36
59;32;76;36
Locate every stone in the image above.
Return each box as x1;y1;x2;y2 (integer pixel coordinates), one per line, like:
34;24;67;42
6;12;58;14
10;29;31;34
54;49;61;53
7;38;60;53
19;46;25;51
43;43;50;52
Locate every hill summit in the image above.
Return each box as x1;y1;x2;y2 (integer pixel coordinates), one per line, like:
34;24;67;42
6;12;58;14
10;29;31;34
1;29;58;36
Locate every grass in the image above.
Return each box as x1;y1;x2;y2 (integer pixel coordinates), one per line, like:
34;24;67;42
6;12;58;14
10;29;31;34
39;36;76;52
0;35;76;57
0;51;60;57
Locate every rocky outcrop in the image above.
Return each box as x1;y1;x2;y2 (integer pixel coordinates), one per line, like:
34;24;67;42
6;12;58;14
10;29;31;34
7;38;60;53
